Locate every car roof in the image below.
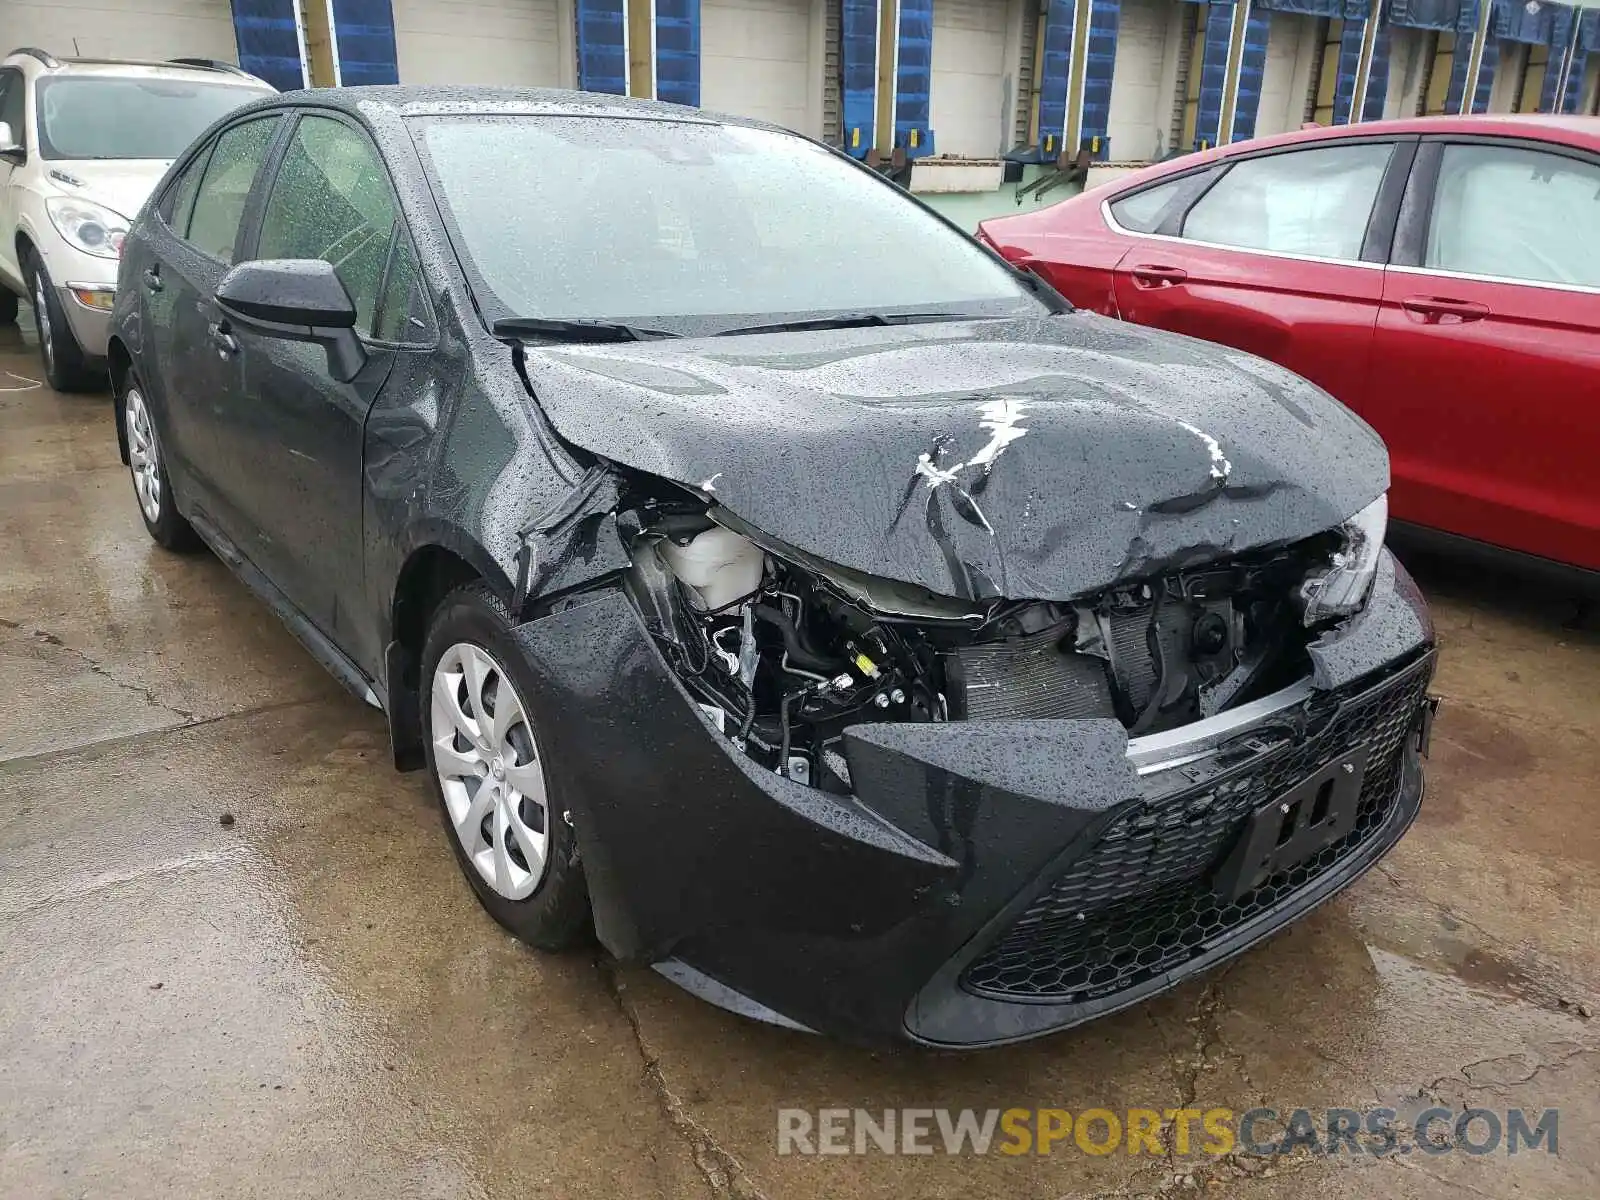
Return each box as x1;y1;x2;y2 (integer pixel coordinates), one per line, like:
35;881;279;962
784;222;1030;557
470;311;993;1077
3;50;271;88
1198;113;1600;160
272;83;769;128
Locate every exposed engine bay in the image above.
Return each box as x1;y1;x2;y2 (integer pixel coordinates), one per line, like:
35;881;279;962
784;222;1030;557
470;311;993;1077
614;488;1342;795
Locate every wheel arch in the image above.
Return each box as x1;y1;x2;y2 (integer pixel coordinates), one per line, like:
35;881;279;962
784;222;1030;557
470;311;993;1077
384;529;514;770
13;227;35;273
107;337;134;464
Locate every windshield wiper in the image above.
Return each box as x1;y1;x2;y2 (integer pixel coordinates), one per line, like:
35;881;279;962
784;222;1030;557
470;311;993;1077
492;317;680;342
713;311;983;337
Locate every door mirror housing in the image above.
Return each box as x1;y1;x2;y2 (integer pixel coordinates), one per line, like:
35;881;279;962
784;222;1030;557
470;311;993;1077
0;120;23;161
214;258;366;382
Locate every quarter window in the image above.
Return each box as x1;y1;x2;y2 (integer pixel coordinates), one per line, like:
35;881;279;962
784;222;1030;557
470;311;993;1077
1109;178;1188;234
160;148;210;235
185;117;279;264
1181;143;1394;261
256;115;405;336
1425;143;1600;289
374;234;429;343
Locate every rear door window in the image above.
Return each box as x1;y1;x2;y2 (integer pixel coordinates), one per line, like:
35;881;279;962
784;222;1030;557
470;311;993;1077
1181;143;1395;261
1424;143;1600;289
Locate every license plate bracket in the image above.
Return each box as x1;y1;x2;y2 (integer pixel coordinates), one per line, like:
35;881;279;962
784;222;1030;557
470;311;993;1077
1213;746;1369;903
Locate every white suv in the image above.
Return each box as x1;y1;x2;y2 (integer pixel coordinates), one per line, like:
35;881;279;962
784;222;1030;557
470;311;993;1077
0;49;273;390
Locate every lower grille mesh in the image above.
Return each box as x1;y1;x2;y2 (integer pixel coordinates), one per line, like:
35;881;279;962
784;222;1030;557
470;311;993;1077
962;655;1434;1004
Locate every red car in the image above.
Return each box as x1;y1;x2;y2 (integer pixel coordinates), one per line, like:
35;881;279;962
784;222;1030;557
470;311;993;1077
979;116;1600;575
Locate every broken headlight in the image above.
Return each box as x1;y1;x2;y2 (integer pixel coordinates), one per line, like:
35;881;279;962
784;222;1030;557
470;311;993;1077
1298;493;1387;625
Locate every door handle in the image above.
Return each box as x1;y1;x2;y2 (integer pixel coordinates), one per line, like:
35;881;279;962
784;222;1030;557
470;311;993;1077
1399;295;1489;324
1130;264;1188;288
141;267;163;293
207;320;239;357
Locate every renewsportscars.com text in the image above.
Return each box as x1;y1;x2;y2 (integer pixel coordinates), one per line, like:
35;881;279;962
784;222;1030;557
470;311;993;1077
776;1106;1559;1157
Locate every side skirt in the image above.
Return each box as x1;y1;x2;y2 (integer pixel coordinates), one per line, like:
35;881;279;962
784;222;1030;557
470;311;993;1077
186;505;385;713
1388;521;1599;598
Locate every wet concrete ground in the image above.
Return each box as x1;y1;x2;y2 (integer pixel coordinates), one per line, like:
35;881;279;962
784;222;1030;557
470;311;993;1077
2;320;1596;1200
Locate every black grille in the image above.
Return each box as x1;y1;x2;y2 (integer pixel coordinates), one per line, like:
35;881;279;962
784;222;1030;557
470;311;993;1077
963;654;1434;1003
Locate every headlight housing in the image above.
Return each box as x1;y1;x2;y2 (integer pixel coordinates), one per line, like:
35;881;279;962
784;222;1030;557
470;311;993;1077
1299;493;1388;625
45;196;130;259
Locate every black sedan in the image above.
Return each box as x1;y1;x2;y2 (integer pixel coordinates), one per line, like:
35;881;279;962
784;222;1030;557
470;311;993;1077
109;86;1437;1047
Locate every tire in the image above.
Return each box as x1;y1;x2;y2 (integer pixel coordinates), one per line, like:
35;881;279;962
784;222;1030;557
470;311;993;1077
121;370;202;552
0;287;17;325
27;253;103;392
421;582;591;950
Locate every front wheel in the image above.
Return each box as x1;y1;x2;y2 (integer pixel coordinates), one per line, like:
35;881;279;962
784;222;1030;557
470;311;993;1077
122;374;201;552
27;256;102;392
421;583;591;950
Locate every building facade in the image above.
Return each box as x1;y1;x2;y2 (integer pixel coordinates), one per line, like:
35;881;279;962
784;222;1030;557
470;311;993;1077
7;0;1599;213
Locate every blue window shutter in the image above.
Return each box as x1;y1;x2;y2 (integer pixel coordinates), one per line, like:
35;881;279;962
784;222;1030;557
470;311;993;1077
1361;18;1392;120
1563;11;1600;113
1081;0;1122;159
1537;7;1573;112
1443;0;1480;113
1038;0;1076;157
1195;2;1235;150
577;0;627;94
1229;5;1272;144
1492;0;1556;45
895;0;934;155
1387;0;1462;30
231;0;305;91
1470;34;1498;111
1256;0;1344;15
656;0;699;106
1332;19;1365;122
330;0;398;85
841;0;877;157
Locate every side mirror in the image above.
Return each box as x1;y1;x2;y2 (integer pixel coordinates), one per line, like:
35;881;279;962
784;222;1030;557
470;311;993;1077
214;258;366;382
0;121;22;161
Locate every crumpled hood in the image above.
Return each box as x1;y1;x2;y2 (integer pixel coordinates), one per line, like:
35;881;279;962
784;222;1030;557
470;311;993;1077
516;312;1388;602
46;159;172;223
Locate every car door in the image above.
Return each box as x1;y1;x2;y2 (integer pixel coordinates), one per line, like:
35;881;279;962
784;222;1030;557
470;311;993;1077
1374;137;1600;570
138;114;283;523
216;111;421;650
0;67;27;294
1108;138;1413;413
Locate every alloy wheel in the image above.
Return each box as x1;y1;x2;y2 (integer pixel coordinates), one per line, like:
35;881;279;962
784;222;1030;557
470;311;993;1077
33;277;54;376
431;642;550;900
124;386;163;524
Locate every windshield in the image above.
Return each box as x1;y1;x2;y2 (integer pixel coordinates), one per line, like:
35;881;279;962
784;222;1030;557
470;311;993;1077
415;115;1041;333
36;76;272;160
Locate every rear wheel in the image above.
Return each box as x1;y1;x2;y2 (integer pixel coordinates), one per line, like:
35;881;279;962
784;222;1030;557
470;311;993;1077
28;254;102;392
122;374;201;552
421;583;590;949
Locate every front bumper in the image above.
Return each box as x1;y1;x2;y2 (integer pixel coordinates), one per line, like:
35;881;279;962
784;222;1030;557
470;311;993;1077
56;283;115;358
511;551;1437;1046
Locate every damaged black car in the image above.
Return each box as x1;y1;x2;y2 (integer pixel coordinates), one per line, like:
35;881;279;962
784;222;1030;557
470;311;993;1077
109;87;1438;1047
